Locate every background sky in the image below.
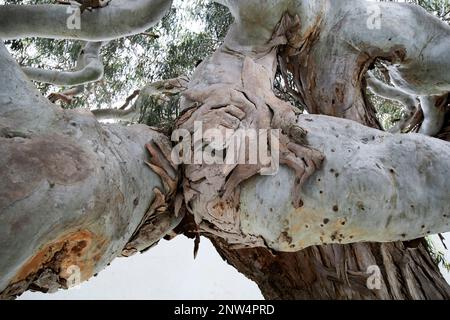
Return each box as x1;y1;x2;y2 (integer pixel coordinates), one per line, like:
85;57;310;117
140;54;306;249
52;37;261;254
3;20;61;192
20;234;450;300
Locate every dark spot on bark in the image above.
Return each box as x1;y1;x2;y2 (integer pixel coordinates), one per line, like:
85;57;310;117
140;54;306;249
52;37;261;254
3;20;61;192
323;218;329;224
70;122;77;127
341;221;346;225
319;190;323;194
401;233;406;238
421;225;425;229
330;168;335;173
305;224;309;229
356;201;365;211
331;149;335;153
349;235;354;239
270;208;274;212
390;168;395;174
333;205;339;212
318;178;321;182
335;173;339;178
320;224;324;228
133;198;139;206
295;177;301;184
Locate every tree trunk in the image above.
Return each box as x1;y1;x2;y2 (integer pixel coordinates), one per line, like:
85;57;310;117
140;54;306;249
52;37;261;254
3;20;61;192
206;0;450;300
2;0;450;300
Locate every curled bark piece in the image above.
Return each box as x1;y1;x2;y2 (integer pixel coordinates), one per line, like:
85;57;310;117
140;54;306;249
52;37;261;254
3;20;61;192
22;42;105;86
122;134;181;256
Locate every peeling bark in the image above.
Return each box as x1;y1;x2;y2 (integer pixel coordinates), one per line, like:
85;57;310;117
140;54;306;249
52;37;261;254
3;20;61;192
0;42;177;299
206;0;450;300
1;0;450;300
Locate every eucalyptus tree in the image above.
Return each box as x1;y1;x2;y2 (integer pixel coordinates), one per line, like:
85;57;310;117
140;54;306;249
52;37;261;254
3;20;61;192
1;0;450;300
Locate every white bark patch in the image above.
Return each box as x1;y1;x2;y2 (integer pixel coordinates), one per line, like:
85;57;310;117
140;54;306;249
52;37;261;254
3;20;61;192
0;0;172;41
239;115;450;251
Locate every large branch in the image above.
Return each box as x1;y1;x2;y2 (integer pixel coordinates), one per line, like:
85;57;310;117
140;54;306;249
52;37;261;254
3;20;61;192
238;115;450;251
0;30;179;299
22;42;104;86
0;0;172;41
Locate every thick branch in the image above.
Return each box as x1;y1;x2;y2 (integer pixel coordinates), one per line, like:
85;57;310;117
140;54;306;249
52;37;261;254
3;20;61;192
0;0;172;41
238;115;450;251
366;72;418;112
22;42;104;86
0;37;177;299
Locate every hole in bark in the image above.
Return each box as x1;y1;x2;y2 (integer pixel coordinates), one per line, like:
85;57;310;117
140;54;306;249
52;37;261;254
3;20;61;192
305;224;309;229
333;205;339;212
330;169;335;173
323;218;329;224
401;233;406;238
319;190;323;194
335;173;340;178
133;198;139;206
421;225;425;229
